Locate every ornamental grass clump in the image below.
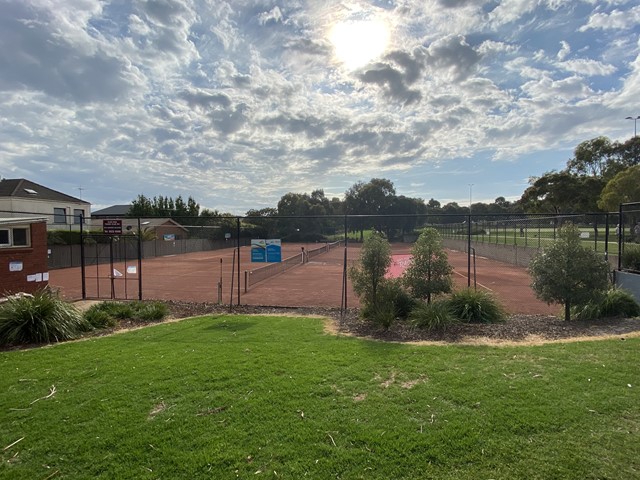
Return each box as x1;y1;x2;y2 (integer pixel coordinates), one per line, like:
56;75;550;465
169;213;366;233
447;289;506;324
0;289;86;345
571;288;640;321
409;300;457;331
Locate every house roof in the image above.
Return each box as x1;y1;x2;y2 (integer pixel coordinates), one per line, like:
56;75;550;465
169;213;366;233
91;205;131;217
0;179;89;204
0;217;48;226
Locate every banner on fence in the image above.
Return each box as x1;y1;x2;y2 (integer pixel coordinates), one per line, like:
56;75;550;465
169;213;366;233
251;239;282;263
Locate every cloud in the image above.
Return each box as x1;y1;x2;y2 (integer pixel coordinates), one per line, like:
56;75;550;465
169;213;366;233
0;1;140;104
579;5;640;31
258;6;284;25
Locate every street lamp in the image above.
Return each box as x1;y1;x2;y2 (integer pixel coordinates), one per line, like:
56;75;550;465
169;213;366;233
625;116;640;137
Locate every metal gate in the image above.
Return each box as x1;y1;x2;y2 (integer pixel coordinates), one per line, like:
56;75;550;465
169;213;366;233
80;222;142;300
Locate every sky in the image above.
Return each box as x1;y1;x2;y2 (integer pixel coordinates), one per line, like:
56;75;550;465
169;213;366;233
1;0;639;214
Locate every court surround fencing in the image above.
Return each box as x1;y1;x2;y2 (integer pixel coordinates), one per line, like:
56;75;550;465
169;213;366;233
5;208;636;314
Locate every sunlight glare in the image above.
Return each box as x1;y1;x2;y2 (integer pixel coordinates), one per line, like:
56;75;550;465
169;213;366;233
330;19;389;70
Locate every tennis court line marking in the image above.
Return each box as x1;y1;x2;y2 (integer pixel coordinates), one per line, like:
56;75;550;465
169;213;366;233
453;270;494;292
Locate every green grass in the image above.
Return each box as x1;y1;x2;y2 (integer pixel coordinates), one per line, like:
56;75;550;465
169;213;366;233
441;226;621;255
1;315;639;479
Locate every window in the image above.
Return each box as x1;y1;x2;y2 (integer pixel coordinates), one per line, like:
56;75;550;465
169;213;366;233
74;209;84;225
0;227;30;248
54;208;66;224
13;228;28;246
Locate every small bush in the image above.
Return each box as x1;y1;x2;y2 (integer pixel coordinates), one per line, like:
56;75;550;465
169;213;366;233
84;306;118;329
621;246;640;271
378;279;417;320
135;302;169;322
448;289;506;324
410;301;457;331
0;290;86;345
572;288;640;321
83;301;169;326
361;302;398;330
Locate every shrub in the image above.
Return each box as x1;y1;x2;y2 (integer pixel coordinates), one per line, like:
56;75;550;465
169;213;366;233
572;288;640;321
529;223;610;321
403;228;453;304
448;289;506;324
135;301;169;322
362;301;397;330
83;305;118;329
0;290;86;345
83;301;169;326
410;301;457;331
378;279;417;320
621;246;640;271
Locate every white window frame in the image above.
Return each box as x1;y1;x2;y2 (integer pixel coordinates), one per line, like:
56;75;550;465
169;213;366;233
54;207;67;224
0;226;30;248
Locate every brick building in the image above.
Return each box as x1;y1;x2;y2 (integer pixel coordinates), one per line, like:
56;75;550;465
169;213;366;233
0;217;49;295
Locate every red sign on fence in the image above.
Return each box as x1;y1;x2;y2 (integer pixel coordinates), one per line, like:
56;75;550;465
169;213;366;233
103;219;122;235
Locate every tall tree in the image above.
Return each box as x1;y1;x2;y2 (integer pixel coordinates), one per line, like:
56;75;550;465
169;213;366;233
349;232;392;310
597;165;640;212
520;171;603;213
566;136;614;177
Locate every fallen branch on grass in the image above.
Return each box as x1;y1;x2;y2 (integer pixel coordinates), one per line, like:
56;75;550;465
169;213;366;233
30;385;56;405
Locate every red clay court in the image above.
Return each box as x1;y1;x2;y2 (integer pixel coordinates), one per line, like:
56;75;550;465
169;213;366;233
49;243;557;315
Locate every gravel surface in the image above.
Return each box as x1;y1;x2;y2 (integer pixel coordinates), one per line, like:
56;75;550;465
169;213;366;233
160;301;640;344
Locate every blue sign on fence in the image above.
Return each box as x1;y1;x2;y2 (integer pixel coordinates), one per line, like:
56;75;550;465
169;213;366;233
251;239;281;262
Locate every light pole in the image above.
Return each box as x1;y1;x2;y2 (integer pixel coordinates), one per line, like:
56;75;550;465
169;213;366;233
626;116;640;137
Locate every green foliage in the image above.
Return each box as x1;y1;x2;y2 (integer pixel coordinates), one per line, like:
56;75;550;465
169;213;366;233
378;278;417;320
529;223;610;321
621;245;640;271
403;227;453;303
361;301;397;329
349;232;392;309
598;165;640;211
448;289;506;324
571;288;640;321
410;300;457;331
0;290;86;345
83;301;169;328
84;307;118;329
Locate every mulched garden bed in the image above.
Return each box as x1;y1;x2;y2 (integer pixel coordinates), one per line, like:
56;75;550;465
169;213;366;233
159;301;640;344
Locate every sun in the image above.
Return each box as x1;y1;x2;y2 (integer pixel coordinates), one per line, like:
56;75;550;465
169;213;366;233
330;18;390;70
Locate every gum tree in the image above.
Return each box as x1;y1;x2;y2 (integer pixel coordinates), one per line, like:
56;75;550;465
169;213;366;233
529;223;610;321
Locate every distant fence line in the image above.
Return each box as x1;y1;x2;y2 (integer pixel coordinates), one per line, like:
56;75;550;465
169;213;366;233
49;237;250;269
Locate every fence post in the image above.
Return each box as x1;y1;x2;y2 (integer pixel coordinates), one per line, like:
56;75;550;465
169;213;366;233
137;217;143;301
236;217;241;306
80;213;86;299
618;205;623;271
467;214;471;288
604;212;609;262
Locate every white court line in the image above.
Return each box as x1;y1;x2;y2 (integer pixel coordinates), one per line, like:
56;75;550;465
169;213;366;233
453;270;494;292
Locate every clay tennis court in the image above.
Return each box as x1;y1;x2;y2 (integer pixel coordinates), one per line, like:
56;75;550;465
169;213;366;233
49;242;557;315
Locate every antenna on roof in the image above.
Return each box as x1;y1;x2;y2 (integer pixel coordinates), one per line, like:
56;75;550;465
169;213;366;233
78;186;84;200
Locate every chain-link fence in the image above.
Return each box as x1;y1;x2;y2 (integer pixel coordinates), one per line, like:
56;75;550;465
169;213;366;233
3;208;627;314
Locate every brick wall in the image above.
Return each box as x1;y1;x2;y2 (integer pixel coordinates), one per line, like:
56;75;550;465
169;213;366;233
0;221;49;295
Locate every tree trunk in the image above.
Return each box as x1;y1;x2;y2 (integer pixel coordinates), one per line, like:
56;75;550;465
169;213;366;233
564;301;571;322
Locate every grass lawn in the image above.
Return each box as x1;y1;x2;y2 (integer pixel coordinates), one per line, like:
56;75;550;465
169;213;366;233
1;315;639;479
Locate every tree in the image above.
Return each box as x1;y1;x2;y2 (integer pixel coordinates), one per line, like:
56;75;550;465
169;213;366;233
403;228;453;303
345;178;397;240
520;171;604;213
528;223;610;321
349;232;392;309
597;165;640;212
566;137;614;177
